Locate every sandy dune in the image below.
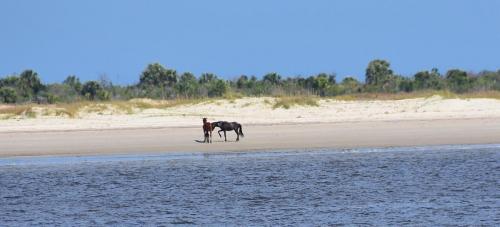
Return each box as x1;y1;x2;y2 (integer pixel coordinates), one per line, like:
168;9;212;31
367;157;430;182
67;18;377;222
1;96;500;132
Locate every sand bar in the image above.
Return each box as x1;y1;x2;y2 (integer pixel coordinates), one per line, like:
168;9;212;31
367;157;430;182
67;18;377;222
1;118;500;158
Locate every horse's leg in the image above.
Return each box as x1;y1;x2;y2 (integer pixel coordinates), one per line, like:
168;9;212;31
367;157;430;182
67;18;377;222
235;129;239;141
209;130;212;143
218;130;223;138
224;130;227;142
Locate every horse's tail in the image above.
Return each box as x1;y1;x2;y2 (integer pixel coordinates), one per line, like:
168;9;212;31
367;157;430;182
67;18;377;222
238;124;244;137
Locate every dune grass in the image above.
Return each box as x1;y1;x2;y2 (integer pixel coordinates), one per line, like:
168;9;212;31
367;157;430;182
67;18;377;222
456;91;500;99
128;98;207;109
222;91;244;101
54;99;207;117
272;96;319;109
241;102;253;108
0;105;36;119
54;101;92;118
333;90;458;101
0;99;208;119
332;90;500;101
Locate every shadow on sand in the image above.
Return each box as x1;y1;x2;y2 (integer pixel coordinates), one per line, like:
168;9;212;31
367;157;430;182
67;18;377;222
194;139;238;143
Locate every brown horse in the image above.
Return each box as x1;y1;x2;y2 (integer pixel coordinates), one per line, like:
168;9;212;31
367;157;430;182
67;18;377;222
202;118;212;143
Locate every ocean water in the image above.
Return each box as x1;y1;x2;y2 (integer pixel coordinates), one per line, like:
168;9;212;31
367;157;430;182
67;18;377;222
1;145;499;226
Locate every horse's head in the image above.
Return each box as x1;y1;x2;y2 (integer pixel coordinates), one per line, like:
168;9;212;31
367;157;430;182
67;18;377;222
211;121;221;130
202;118;207;123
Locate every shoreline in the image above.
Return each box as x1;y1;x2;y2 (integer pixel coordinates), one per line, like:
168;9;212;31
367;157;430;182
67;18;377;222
2;118;500;158
2;143;499;165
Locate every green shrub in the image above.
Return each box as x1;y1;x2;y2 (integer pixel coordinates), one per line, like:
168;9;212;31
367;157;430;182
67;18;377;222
0;87;17;103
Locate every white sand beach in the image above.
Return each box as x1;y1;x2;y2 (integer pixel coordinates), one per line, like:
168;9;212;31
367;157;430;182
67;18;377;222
1;96;500;132
1;96;500;157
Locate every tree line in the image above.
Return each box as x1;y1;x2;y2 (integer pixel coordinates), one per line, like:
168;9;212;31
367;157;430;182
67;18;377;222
1;59;500;104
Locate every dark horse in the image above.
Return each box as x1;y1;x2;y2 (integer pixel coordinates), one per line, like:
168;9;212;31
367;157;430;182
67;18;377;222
202;118;212;143
211;121;244;142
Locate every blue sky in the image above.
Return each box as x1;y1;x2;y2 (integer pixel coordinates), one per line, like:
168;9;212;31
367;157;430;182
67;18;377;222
1;0;499;84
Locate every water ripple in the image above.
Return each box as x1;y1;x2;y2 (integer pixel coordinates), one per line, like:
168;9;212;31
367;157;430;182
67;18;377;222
1;145;499;225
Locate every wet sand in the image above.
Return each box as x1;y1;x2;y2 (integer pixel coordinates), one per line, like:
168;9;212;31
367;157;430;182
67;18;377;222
1;118;499;158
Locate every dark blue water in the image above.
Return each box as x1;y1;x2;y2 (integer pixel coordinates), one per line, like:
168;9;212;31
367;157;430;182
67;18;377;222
1;145;499;226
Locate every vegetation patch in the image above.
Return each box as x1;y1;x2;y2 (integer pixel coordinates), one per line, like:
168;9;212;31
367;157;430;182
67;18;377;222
108;101;134;114
456;91;500;100
332;90;500;101
241;102;252;107
2;60;500;108
0;105;36;119
129;98;205;110
333;90;458;101
272;96;319;109
0;98;213;119
223;91;243;101
54;102;92;118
